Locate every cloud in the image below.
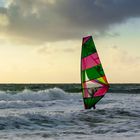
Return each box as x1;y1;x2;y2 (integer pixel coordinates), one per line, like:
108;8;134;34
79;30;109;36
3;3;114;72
103;46;140;82
0;13;9;26
0;0;140;43
36;43;52;55
107;46;140;68
36;41;78;55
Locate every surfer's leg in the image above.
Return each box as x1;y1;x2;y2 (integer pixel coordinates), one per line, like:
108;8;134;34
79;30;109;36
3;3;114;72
93;105;96;109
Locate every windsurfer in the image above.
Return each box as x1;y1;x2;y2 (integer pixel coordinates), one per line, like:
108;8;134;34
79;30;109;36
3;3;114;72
91;88;97;109
90;87;97;97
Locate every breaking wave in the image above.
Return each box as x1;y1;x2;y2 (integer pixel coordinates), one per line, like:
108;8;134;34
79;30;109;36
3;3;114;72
0;88;77;101
0;88;81;109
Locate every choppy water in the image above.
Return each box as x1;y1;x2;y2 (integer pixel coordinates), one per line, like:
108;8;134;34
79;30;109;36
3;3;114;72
0;84;140;140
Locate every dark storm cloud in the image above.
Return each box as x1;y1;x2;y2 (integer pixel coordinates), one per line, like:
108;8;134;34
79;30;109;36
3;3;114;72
1;0;140;43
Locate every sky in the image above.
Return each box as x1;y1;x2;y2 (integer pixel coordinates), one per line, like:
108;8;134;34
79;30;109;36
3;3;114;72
0;0;140;83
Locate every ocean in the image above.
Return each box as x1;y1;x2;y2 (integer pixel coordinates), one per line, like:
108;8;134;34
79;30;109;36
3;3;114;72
0;84;140;140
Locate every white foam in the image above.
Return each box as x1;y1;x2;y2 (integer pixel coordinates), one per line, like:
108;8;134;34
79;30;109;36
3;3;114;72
0;88;70;101
0;88;81;109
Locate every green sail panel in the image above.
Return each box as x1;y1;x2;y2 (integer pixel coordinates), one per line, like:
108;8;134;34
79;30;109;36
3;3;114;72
81;37;97;58
81;36;109;109
84;96;104;109
81;64;105;83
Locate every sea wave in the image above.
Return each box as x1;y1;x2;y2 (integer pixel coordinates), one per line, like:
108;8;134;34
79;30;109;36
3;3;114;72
0;88;73;101
0;87;140;140
0;84;140;94
0;88;81;109
0;107;139;134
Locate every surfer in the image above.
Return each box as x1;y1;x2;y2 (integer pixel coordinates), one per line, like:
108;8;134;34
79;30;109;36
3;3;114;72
91;88;97;109
88;88;94;97
90;87;97;97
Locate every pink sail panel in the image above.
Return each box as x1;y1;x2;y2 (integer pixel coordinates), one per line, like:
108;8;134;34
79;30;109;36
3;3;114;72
82;82;90;98
83;88;90;98
94;86;109;97
83;36;91;44
82;52;101;70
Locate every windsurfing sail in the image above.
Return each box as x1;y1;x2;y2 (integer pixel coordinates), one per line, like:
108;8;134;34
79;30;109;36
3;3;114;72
81;36;109;109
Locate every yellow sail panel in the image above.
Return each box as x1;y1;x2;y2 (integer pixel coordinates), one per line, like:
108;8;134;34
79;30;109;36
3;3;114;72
96;77;108;84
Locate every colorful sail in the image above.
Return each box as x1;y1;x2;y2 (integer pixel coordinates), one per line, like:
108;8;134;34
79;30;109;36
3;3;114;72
81;36;109;109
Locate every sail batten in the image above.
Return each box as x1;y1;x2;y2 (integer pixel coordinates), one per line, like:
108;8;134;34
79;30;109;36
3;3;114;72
81;36;109;109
